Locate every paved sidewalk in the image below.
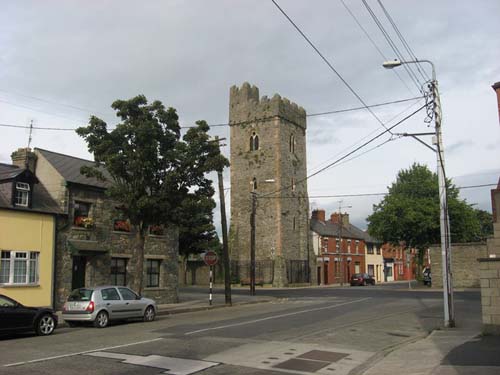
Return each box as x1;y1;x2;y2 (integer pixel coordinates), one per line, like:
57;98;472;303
362;327;500;375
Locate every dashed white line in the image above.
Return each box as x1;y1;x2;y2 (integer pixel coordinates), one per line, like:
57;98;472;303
3;338;164;367
185;297;372;335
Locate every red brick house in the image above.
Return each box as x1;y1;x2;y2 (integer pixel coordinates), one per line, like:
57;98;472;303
310;209;379;285
381;243;417;281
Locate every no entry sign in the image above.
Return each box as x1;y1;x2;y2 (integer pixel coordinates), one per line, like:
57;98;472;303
203;251;218;267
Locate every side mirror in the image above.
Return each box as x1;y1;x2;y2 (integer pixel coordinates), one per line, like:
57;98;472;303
136;295;142;300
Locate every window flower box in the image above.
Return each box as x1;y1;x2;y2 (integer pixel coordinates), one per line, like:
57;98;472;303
74;216;94;229
114;220;131;232
149;225;164;236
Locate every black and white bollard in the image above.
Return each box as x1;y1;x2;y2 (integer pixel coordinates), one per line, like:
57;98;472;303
209;265;213;306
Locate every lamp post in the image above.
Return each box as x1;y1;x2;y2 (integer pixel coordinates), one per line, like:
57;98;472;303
383;59;454;328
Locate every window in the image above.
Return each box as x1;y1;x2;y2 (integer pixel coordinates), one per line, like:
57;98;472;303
355;240;359;254
376;245;381;255
250;132;259;151
347;239;351;253
354;261;360;274
367;244;374;254
101;287;120;301
74;201;91;227
251;177;257;191
289;134;295;153
15;182;30;207
291;178;296;192
0;251;39;285
368;264;374;276
118;287;138;300
111;258;127;286
293;217;296;231
146;259;160;287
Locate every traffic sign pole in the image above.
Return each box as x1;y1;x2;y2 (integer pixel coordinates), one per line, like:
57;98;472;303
209;266;213;306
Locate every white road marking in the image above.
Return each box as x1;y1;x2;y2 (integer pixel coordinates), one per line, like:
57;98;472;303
3;338;164;367
85;352;219;375
185;297;372;335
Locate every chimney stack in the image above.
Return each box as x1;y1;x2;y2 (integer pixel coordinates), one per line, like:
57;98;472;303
311;209;326;222
330;212;349;225
493;82;500;125
11;148;37;173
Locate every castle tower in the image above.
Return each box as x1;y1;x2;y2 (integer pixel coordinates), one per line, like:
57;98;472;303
228;82;312;287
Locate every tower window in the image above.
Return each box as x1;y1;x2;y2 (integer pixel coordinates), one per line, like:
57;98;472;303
293;217;296;231
250;132;259;151
289;134;295;153
251;177;257;191
291;178;296;191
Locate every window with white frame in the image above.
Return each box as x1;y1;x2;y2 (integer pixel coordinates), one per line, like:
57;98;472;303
0;251;39;285
355;240;359;253
15;182;30;207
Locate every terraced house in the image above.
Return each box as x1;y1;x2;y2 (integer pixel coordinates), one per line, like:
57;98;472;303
0;150;61;307
2;148;179;309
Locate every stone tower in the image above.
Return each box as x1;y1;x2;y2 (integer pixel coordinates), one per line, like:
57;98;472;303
228;82;312;287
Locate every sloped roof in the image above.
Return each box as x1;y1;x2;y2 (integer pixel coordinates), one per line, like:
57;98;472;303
310;218;381;243
0;164;62;214
36;148;111;189
0;163;24;181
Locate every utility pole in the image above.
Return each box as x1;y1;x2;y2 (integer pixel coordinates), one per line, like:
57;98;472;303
214;136;232;306
250;192;257;296
432;79;455;327
382;58;454;328
337;200;351;286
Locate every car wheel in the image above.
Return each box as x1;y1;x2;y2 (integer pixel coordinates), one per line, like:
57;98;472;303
36;314;56;336
93;311;109;328
143;305;155;322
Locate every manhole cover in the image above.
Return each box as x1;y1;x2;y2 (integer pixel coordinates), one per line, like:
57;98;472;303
274;358;329;372
298;350;349;363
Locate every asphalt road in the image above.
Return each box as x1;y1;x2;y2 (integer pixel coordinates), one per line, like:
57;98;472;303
0;284;481;375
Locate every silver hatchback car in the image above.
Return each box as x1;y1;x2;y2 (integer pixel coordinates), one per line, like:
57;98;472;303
62;286;156;328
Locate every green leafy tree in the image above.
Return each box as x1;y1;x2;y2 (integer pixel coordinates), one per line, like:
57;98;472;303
367;163;483;266
76;95;228;294
475;209;493;240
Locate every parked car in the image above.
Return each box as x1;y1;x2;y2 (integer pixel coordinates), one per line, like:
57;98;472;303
423;268;432;286
0;294;58;336
350;273;376;286
62;286;156;328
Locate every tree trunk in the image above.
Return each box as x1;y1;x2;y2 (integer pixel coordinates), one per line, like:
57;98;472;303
131;226;146;295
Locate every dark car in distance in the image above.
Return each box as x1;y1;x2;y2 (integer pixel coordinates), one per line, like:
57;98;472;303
350;273;376;286
0;294;58;336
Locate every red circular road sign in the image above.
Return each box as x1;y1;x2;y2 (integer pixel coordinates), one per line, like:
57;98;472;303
203;251;218;266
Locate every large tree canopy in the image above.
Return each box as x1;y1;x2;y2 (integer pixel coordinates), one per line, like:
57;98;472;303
76;95;228;293
367;163;488;251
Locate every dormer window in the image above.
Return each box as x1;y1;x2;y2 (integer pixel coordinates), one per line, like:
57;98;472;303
250;132;259;151
15;182;30;207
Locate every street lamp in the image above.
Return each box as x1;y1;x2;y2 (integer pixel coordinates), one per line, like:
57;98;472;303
382;58;454;328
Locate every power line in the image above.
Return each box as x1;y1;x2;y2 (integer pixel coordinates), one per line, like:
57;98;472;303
260;183;498;200
270;0;394;134
261;102;428;198
361;0;424;93
376;0;430;82
0;96;422;132
339;0;416;96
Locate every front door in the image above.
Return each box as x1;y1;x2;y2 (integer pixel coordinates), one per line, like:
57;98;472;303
72;256;86;290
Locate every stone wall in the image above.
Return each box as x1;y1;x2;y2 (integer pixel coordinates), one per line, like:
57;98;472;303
54;184;179;309
430;242;487;288
228;83;312;287
479;258;500;334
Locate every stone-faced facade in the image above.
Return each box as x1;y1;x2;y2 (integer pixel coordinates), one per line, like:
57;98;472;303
228;83;312;287
11;148;179;309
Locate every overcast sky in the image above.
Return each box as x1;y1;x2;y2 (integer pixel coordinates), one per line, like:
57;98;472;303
1;0;499;230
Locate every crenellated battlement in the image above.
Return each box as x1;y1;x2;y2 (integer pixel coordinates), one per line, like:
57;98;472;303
229;82;306;129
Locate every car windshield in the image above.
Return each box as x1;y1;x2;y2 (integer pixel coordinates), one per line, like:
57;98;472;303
67;288;93;301
353;274;363;278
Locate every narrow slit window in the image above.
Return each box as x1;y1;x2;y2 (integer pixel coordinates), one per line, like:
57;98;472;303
250;132;259;151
